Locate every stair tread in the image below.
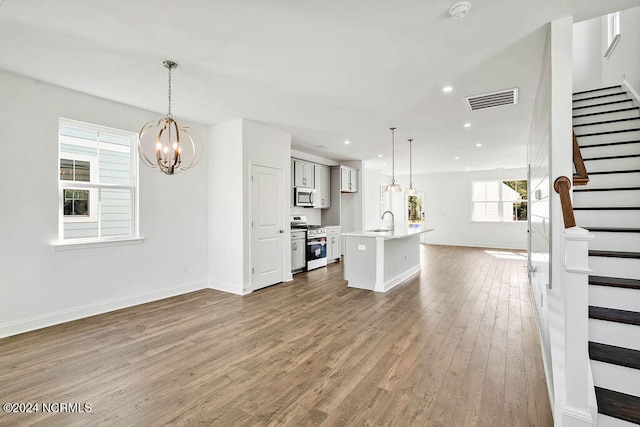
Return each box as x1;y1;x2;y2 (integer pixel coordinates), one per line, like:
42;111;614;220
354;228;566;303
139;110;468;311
585;227;640;233
574;206;640;210
573;99;633;111
575;187;640;192
572;92;627;103
574;107;639;119
580;139;640;148
589;250;640;259
573;85;622;96
590;342;640;370
595;387;640;425
583;154;640;161
576;128;640;138
574;117;640;127
588;169;640;175
590;275;640;289
589;306;640;326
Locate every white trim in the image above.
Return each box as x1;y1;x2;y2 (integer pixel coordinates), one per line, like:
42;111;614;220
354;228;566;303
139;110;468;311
208;280;249;295
604;34;620;59
381;264;421;292
51;236;145;251
621;78;640;105
0;280;206;339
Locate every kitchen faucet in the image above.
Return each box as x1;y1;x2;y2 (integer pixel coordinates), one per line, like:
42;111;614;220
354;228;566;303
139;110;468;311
381;210;394;232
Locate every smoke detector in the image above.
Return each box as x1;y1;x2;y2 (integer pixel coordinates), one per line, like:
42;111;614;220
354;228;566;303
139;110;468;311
449;1;472;19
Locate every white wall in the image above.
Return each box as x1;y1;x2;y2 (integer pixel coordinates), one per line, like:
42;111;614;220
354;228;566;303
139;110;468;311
407;169;529;250
528;24;554;403
209;119;244;294
363;168;390;230
209;119;291;294
573;6;640;94
573;18;603;92
0;69;209;338
529;17;576;421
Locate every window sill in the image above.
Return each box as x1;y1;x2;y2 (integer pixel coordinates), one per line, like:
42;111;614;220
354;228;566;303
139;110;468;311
51;237;145;251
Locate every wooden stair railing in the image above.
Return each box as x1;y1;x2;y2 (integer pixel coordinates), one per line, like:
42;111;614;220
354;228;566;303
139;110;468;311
554;176;576;228
573;131;589;186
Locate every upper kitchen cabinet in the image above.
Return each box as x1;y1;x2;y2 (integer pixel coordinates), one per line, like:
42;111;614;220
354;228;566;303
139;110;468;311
340;166;358;193
294;160;314;188
315;164;331;208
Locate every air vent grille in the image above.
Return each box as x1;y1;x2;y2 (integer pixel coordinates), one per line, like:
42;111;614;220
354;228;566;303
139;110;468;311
465;88;518;111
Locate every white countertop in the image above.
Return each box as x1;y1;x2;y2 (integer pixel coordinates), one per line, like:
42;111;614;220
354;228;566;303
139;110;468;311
342;228;434;240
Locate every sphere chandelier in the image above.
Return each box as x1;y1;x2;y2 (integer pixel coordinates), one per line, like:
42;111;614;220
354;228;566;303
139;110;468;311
138;60;202;175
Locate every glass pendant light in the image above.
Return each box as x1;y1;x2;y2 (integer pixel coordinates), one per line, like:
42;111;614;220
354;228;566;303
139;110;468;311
386;127;402;192
406;138;418;195
138;60;202;175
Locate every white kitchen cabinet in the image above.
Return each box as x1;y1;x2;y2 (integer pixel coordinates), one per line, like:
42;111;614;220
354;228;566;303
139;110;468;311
294;160;314;188
340;166;358;193
314;164;331;209
326;226;341;262
291;230;306;272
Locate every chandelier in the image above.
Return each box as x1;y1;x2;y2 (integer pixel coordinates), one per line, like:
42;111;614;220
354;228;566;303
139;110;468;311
138;60;202;175
385;127;402;192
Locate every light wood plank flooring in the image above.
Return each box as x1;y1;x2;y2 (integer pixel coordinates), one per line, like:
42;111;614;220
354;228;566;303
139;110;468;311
0;245;553;426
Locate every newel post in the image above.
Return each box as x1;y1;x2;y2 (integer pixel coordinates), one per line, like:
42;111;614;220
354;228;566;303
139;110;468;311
561;226;595;426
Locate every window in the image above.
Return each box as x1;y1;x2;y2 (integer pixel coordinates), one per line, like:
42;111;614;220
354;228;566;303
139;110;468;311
605;11;621;58
472;180;527;222
58;118;138;242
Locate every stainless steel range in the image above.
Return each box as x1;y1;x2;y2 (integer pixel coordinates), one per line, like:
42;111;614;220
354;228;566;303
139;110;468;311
291;216;327;271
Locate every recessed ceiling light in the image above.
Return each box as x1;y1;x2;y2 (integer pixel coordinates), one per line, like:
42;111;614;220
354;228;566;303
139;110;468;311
344;140;350;145
464;123;471;128
443;86;453;93
454;156;460;160
466;167;471;170
449;1;472;19
476;143;482;147
377;154;383;158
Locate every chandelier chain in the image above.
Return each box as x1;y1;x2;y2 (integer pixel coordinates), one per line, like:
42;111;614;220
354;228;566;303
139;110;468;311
409;139;413;187
167;65;172;118
391;127;396;184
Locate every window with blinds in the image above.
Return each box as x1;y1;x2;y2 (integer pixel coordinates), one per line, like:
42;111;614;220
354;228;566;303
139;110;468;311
58;118;138;241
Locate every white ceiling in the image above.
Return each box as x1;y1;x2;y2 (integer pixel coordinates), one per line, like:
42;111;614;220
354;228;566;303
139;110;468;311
1;0;638;175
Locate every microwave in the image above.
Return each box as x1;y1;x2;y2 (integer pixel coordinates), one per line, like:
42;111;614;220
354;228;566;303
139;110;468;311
294;187;316;207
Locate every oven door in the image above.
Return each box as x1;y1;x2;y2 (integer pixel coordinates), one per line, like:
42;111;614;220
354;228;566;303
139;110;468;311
306;237;327;261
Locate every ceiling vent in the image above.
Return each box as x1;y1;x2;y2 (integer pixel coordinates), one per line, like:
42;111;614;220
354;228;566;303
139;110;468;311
465;88;519;111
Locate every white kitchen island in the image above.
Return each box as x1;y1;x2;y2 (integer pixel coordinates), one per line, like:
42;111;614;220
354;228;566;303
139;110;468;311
342;228;433;292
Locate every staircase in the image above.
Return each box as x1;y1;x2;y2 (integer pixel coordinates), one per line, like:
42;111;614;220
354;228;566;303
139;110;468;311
572;85;640;426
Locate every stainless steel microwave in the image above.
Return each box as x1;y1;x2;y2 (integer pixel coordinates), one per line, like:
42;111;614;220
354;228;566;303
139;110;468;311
294;187;316;207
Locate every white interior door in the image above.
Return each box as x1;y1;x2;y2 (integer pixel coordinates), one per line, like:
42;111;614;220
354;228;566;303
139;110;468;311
251;164;284;291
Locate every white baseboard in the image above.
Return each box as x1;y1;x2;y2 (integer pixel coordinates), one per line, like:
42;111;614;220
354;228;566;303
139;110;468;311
382;264;421;292
619;75;640;105
0;281;207;339
424;241;527;251
208;280;248;295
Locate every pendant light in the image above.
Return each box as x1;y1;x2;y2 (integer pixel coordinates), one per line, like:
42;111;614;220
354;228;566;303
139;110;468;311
138;60;202;175
385;127;402;192
406;138;418;195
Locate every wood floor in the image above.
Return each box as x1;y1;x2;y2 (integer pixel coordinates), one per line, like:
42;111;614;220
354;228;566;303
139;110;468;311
0;245;553;426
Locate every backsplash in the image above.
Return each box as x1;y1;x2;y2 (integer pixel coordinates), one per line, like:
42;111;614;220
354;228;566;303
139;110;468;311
291;206;321;225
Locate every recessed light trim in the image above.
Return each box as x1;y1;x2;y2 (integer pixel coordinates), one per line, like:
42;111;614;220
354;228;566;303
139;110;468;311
377;154;383;158
476;143;482;147
443;86;453;93
454;156;460;160
344;140;350;145
464;123;471;128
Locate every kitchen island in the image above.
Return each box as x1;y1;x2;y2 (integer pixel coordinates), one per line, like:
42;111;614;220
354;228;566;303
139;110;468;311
342;228;433;292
